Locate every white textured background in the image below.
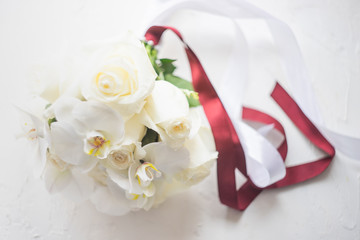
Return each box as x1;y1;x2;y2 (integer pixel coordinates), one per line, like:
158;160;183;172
0;0;359;239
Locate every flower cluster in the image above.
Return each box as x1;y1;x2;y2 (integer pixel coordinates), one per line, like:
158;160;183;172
18;32;217;215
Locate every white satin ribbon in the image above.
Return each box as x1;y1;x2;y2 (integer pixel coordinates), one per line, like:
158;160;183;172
142;0;360;188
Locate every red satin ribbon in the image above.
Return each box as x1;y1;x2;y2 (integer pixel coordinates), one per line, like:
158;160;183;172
145;26;335;211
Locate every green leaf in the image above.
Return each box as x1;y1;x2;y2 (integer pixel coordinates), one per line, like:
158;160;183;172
164;74;201;107
159;58;176;75
141;128;159;146
143;41;161;75
164;74;194;91
142;40;201;108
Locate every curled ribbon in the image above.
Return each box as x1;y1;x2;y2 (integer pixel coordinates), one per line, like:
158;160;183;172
145;26;335;211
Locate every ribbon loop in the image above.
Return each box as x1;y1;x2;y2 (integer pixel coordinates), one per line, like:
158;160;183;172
145;25;335;211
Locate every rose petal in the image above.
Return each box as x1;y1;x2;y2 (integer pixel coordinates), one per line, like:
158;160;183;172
184;126;218;168
145;81;189;124
123;114;146;145
188;107;202;139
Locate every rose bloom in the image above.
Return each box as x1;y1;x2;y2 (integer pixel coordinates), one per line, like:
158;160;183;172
80;32;157;119
29;32;157;120
143;80;201;149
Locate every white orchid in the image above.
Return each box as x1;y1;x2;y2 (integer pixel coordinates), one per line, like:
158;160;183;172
16;106;49;177
49;97;125;172
124;142;190;209
43;150;96;202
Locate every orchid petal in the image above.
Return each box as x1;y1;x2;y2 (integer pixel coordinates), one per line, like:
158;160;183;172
61;168;95;203
75;156;98;173
143;142;190;176
43;161;72;194
51;122;89;165
90;184;130;216
127;162;143;195
32;137;49;177
52;97;81;125
73;100;124;143
142;182;156;197
107;168;130;190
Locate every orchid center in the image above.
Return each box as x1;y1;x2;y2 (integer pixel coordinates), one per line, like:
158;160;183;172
135;162;161;186
24;122;38;140
84;131;110;158
27;128;38;140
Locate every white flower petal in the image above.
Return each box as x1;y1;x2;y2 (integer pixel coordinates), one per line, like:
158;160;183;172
33;137;49;177
15;105;45;138
61;168;95;203
142;183;156;197
73;100;124;143
126;192;148;210
43;161;72;194
123;114;146;145
29;64;61;103
107;168;130;190
188;107;202;139
52;97;81;125
90;182;130;216
80;32;156;118
145;80;189;124
50;122;89;165
142;195;155;211
75;156;98;173
143;142;190;176
134;142;146;160
128;162;143;195
184;126;218;168
90;184;130;216
139;109;183;149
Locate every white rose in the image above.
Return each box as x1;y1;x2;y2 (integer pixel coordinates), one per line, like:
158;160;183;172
106;146;134;170
143;80;199;148
80;32;157;118
103;143;145;171
158;117;191;140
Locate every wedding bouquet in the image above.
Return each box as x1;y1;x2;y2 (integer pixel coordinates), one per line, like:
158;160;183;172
17;32;217;215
